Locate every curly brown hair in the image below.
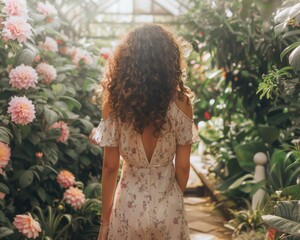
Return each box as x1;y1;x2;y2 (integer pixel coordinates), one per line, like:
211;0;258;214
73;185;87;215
102;24;192;135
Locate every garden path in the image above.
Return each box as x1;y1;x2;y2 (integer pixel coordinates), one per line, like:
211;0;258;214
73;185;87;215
186;155;232;240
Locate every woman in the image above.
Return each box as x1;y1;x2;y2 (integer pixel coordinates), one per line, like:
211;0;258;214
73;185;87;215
93;24;199;240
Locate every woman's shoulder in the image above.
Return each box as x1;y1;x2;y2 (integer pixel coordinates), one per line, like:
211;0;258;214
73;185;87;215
173;92;193;120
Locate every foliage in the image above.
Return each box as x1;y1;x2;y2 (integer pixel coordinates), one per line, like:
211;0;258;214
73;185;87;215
183;0;300;212
225;201;266;237
0;0;106;239
262;201;300;239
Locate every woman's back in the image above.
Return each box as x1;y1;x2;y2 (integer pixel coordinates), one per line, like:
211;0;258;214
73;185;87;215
94;97;198;239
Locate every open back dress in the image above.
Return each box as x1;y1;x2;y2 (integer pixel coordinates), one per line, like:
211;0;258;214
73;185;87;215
94;100;199;240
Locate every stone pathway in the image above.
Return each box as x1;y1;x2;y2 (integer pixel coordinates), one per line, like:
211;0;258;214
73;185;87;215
186;156;232;240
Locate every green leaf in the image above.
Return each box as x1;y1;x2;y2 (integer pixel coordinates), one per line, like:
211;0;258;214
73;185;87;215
28;133;41;145
19;125;31;138
262;214;300;236
0;227;14;239
65;149;79;160
36;187;46;202
0;183;10;194
52;84;66;97
59;96;82;111
44;106;59;125
56;65;77;73
267;112;290;125
43;146;58;165
42;88;56;99
281;185;300;200
280;42;300;61
229;174;254;190
16;48;36;65
84;183;102;198
234;142;268;172
0;127;13;144
11;124;22;145
257;125;279;144
19;170;34;189
78;118;94;132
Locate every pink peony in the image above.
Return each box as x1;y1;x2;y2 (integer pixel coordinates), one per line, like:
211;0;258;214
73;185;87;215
2;0;28;18
36;63;57;84
70;47;93;66
13;213;41;239
0;192;5;199
0;142;11;174
7;96;36;125
57;170;75;188
2;16;32;43
9;64;38;89
49;121;69;143
37;2;57;17
63;187;85;210
40;36;58;52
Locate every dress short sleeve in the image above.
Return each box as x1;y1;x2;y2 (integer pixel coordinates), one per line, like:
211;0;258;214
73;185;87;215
93;117;120;147
175;111;200;145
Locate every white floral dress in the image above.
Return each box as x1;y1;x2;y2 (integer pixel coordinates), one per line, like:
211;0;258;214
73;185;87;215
94;101;199;240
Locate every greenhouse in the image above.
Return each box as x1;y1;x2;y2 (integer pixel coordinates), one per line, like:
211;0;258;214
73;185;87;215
0;0;300;239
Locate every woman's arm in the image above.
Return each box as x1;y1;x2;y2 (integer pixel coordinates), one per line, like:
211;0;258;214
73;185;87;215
100;102;120;224
175;144;192;192
101;146;120;224
174;95;193;192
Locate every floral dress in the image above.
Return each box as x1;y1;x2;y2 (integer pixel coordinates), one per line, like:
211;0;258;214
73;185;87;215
94;101;199;240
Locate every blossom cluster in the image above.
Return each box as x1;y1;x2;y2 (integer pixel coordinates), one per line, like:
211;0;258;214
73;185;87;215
56;170;86;210
1;0;32;43
70;47;93;66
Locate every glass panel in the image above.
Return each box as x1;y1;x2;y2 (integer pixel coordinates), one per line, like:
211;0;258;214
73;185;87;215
134;15;154;23
153;2;169;15
154;0;179;15
119;0;133;14
134;0;152;14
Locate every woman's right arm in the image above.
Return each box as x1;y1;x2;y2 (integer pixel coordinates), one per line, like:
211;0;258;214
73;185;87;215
97;103;120;240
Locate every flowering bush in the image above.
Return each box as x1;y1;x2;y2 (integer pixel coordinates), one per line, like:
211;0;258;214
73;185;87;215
0;0;104;239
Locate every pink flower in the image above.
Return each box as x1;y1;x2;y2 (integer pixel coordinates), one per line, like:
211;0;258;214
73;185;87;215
7;96;36;125
13;213;41;239
9;64;38;89
63;187;85;210
0;192;5;199
36;63;57;84
2;0;28;18
40;36;58;52
57;170;75;188
70;47;93;66
2;16;32;43
0;142;11;174
37;2;57;17
49;121;69;143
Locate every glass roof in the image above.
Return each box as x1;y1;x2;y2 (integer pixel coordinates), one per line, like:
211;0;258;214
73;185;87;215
56;0;189;41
